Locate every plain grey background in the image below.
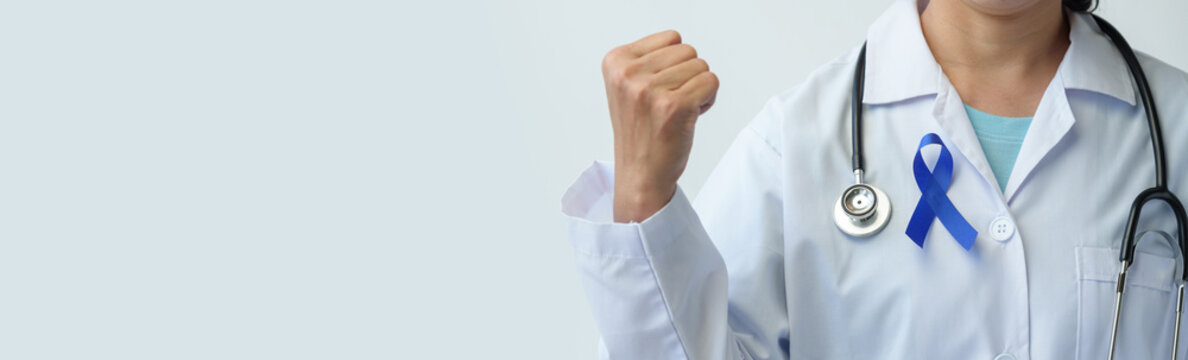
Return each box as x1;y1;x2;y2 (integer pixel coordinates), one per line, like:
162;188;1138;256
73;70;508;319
0;0;1184;358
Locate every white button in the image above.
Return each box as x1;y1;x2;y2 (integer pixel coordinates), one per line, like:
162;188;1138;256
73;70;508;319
994;354;1016;360
989;216;1015;242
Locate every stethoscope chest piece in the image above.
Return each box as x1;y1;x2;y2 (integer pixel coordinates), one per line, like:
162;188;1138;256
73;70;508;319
834;183;892;238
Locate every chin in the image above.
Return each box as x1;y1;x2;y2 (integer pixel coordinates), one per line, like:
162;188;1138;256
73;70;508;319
958;0;1055;15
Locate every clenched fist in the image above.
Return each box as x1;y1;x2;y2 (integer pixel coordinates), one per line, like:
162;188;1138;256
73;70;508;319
603;30;719;223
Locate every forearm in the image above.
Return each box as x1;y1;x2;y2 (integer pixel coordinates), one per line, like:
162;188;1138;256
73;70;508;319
564;162;771;359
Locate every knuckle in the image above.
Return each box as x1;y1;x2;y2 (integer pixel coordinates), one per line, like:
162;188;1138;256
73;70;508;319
678;44;697;58
601;55;615;73
605;64;642;88
602;47;627;72
626;80;650;101
692;58;709;72
642;75;663;91
653;93;691;117
652;95;677;114
610;44;630;56
621;60;644;78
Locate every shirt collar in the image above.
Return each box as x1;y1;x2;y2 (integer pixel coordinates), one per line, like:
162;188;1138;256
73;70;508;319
862;0;1136;106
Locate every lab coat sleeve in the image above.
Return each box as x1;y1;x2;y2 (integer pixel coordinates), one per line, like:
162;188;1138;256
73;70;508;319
562;107;787;360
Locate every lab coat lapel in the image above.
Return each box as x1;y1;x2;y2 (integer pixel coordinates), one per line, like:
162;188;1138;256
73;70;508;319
866;0;1087;203
932;72;1002;196
998;12;1135;202
996;11;1140;201
865;0;1003;197
931;66;1077;203
1003;73;1075;202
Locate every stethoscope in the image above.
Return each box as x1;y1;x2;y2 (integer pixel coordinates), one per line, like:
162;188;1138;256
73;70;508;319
833;14;1188;359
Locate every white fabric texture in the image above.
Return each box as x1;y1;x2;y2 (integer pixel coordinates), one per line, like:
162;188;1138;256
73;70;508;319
562;0;1188;358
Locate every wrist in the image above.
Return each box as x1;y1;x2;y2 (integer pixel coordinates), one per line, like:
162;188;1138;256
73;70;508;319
613;176;677;223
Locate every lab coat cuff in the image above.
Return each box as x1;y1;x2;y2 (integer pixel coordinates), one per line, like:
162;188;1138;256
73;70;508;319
562;161;697;258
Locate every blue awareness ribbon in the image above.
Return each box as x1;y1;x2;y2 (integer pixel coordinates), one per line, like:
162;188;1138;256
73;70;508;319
905;133;978;250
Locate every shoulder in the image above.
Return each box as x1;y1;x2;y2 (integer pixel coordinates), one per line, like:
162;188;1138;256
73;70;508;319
748;46;864;157
769;46;863;115
1135;51;1188;109
1134;51;1188;135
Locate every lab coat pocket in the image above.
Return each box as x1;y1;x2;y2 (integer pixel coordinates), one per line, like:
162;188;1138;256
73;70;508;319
1076;239;1179;359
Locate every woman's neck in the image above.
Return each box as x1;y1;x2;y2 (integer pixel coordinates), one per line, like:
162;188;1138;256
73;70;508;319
920;0;1069;117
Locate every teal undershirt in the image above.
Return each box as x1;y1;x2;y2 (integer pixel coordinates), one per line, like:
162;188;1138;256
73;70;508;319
963;105;1033;192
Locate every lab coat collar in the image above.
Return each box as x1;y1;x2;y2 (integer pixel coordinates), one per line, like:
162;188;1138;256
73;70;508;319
862;0;1137;106
1060;11;1137;106
862;0;940;105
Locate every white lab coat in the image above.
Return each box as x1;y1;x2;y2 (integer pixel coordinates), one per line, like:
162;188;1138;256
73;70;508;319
560;0;1188;359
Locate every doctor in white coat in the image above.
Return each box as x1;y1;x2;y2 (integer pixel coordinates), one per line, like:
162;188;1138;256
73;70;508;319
562;0;1188;358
